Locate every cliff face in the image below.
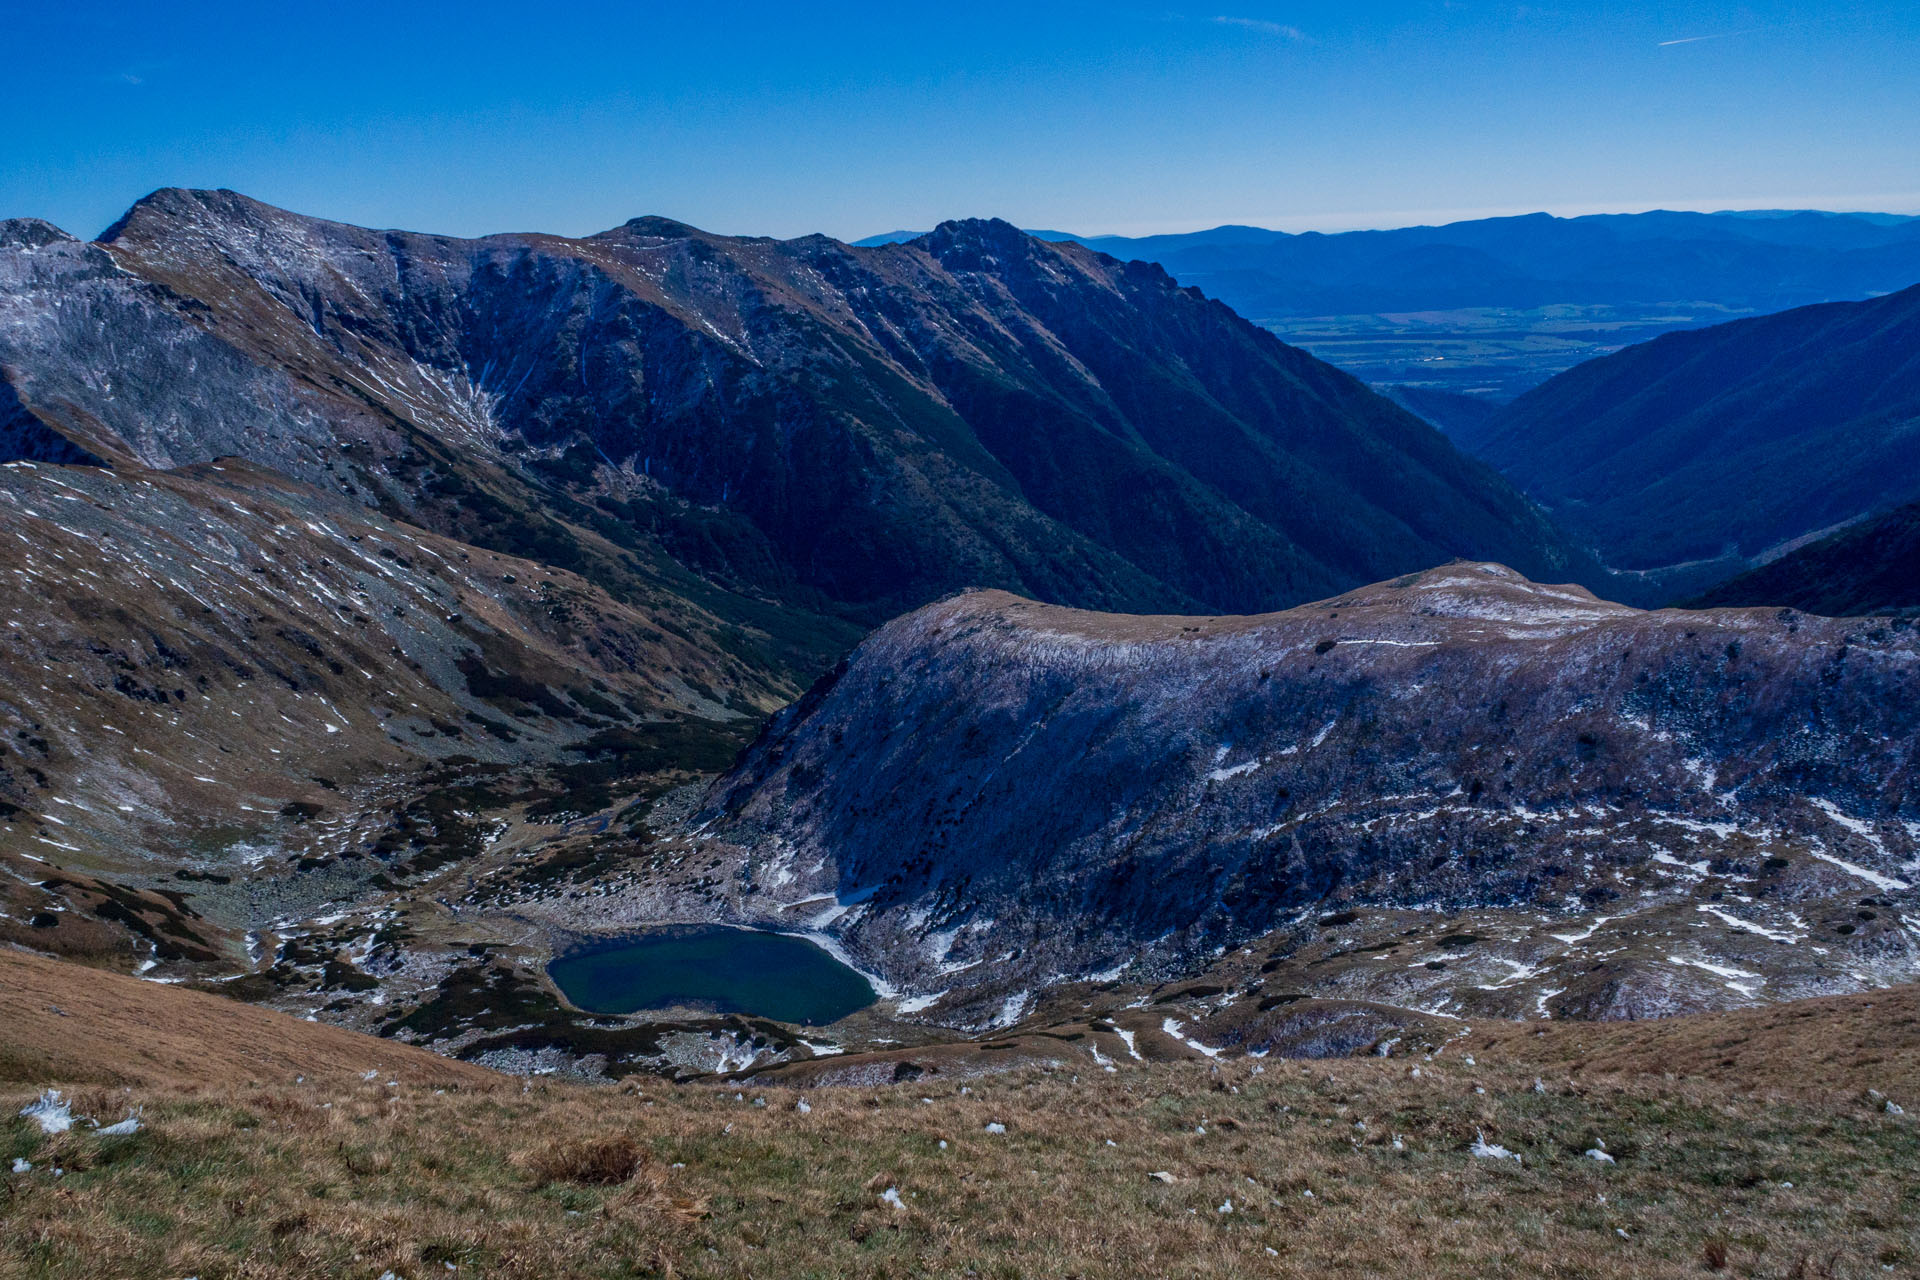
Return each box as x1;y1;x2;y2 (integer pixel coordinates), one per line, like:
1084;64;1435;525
702;565;1920;1022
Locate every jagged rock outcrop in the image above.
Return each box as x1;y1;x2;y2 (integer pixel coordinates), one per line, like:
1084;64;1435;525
701;564;1920;1022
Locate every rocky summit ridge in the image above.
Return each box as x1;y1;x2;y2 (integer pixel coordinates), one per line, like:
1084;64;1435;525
8;188;1593;620
696;564;1920;1027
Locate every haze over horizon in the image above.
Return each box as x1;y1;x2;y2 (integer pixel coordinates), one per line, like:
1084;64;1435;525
7;0;1916;243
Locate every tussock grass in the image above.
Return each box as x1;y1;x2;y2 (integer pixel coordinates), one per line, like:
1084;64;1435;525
4;1057;1916;1279
517;1132;651;1186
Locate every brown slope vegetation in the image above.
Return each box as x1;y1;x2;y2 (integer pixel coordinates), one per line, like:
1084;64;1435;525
0;455;775;968
0;207;862;701
744;981;1920;1100
0;946;493;1087
1479;981;1920;1095
0;457;768;861
3;986;1918;1278
2;938;1917;1280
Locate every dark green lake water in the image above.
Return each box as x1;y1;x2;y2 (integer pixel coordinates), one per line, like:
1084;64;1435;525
547;925;877;1025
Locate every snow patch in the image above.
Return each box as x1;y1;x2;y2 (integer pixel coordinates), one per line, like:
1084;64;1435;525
1469;1131;1521;1163
1206;757;1262;783
1807;846;1909;892
1696;904;1802;945
1161;1017;1224;1058
1810;801;1910;889
96;1111;142;1137
1667;953;1762;997
19;1091;72;1135
1651;850;1710;875
992;991;1032;1029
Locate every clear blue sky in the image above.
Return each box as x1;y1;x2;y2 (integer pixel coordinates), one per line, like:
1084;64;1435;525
6;1;1916;241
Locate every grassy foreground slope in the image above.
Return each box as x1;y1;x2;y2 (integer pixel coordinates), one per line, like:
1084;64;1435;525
1481;982;1920;1094
3;949;1918;1279
0;949;492;1088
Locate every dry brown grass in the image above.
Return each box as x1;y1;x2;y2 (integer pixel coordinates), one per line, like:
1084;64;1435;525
3;1055;1916;1280
0;947;494;1088
1478;982;1920;1096
517;1132;648;1186
4;948;1918;1277
515;1131;710;1226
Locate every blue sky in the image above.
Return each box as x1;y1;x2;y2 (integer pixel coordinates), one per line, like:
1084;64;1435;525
5;1;1916;241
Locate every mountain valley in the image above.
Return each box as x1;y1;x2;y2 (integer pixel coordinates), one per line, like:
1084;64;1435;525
0;192;1916;1095
1693;498;1920;616
0;191;1644;1084
1458;282;1920;598
13;8;1920;1275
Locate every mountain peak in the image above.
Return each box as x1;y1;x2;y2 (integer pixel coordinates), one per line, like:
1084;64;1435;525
925;216;1028;244
1317;560;1630;629
0;218;75;250
99;187;287;245
595;214;704;243
915;217;1066;272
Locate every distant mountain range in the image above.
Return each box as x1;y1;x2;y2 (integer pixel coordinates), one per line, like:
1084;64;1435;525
11;192;1595;618
862;210;1920;399
859;212;1920;610
864;209;1920;318
1458;281;1920;598
857;228;1082;245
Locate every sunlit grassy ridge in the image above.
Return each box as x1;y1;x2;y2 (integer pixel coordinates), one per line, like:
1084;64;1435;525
5;1056;1915;1279
6;950;1918;1277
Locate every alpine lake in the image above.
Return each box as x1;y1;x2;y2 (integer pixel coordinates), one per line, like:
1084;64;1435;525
547;924;878;1026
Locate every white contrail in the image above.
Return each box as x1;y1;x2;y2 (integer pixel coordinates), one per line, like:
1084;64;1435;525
1658;28;1762;47
1657;7;1898;48
1211;15;1309;41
